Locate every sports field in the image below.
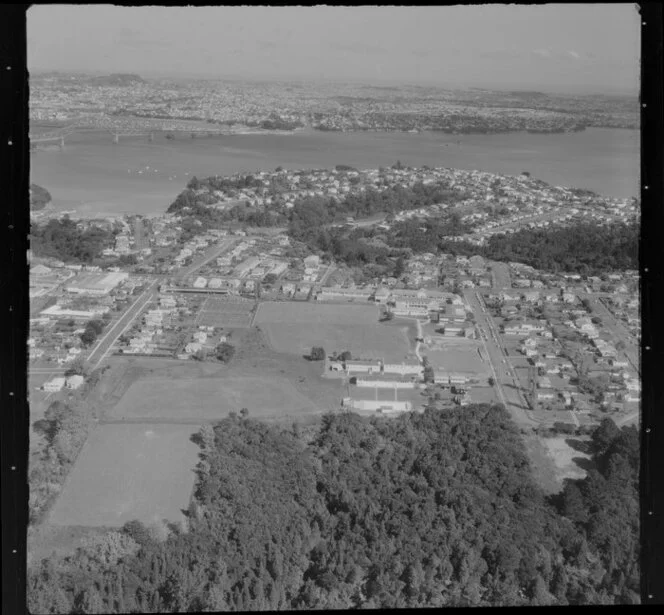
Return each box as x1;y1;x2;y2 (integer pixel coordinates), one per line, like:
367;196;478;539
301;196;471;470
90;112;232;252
256;301;411;361
49;423;199;527
108;375;320;420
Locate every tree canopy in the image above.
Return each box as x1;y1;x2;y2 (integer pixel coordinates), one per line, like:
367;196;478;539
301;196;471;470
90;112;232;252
27;408;639;611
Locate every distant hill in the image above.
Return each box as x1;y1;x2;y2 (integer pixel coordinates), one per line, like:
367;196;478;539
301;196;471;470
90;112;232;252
89;73;146;86
30;184;52;211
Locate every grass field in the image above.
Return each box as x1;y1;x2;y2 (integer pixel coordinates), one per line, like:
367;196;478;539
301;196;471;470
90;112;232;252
262;323;411;361
108;375;321;420
539;436;592;487
49;423;199;527
255;301;411;361
424;345;490;376
256;301;380;325
196;296;255;328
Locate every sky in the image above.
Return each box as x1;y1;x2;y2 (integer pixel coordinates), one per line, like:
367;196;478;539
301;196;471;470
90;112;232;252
28;4;641;94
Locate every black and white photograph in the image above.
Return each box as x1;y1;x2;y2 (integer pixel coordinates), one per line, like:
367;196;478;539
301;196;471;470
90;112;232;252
21;3;647;611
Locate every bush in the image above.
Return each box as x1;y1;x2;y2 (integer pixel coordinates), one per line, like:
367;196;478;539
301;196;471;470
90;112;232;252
215;342;235;363
310;346;326;361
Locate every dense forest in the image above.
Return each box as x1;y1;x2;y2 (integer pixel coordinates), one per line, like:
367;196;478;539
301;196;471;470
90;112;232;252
28;409;639;612
30;184;52;211
387;220;638;276
30;217;115;263
478;222;639;275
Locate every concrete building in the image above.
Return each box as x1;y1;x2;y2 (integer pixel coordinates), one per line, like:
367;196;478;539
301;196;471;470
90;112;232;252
40;304;110;321
382;360;424;377
346;399;413;413
345;360;382;374
65;272;129;295
356;376;416;389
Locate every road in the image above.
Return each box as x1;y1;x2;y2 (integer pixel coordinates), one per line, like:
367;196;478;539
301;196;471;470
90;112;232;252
175;237;237;280
616;409;640;427
319;263;336;287
86;280;159;369
464;289;538;428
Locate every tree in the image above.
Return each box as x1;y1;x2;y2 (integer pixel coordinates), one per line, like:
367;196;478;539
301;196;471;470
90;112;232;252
488;376;496;386
310;346;326;361
339;350;352;361
240;408;249;419
64;357;87;377
216;342;236;363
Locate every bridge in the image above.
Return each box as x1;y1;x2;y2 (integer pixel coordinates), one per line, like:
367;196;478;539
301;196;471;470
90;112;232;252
29;125;75;149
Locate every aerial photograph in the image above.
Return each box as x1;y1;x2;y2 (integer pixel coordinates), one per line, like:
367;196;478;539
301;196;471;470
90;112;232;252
26;4;641;611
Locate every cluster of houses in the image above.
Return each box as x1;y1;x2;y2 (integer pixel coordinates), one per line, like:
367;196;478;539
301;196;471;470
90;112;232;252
178;326;226;359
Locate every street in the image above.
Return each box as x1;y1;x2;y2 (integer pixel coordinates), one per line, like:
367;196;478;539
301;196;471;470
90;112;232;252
464;289;538;428
175;237;238;280
86;280;159;370
580;292;640;375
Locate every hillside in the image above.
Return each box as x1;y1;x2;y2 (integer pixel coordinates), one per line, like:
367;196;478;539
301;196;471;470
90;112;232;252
30;184;52;211
89;73;146;86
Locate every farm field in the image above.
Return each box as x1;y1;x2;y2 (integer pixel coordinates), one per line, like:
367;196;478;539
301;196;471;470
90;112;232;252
256;301;412;361
48;423;199;527
108;374;321;420
196;295;255;328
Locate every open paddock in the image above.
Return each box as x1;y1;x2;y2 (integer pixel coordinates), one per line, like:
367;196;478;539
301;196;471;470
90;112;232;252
49;423;199;527
108;374;321;420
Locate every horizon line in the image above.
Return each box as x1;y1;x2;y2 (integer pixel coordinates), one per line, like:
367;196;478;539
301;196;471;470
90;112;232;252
29;68;639;98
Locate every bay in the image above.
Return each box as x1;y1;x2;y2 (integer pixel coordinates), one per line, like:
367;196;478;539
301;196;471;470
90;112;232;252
30;127;639;219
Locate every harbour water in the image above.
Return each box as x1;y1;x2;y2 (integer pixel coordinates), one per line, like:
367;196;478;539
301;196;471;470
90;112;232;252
30;127;639;219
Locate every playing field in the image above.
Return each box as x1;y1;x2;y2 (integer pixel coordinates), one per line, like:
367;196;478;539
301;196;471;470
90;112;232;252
108;375;321;420
196;296;254;328
49;424;199;527
256;301;411;361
